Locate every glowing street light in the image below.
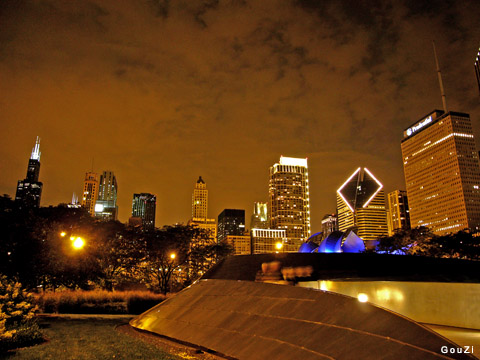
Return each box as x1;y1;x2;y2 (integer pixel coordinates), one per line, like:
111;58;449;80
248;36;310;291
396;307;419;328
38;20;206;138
72;237;85;250
60;232;66;237
357;293;369;303
275;242;283;251
170;253;176;260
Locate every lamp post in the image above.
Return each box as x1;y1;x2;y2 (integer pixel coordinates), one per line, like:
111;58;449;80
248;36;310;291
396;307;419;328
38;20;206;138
275;242;283;253
60;231;86;251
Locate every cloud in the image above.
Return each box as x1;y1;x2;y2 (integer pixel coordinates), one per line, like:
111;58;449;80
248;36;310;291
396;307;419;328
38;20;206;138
1;0;480;230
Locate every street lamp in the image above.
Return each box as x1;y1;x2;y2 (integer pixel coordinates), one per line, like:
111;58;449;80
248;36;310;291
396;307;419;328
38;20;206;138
72;237;85;250
357;293;369;303
170;253;176;260
275;242;283;252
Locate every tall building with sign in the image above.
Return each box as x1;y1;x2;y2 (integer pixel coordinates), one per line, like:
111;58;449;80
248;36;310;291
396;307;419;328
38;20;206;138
132;193;156;231
401;110;480;235
15;137;43;209
81;172;98;216
336;167;388;245
95;170;118;221
217;209;245;243
386;190;410;236
269;156;311;252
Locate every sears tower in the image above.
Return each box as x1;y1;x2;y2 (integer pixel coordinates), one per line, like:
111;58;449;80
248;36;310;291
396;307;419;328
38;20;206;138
15;137;43;209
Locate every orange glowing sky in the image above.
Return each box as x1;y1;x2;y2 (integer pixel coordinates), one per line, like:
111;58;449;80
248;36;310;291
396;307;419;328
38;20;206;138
1;1;480;232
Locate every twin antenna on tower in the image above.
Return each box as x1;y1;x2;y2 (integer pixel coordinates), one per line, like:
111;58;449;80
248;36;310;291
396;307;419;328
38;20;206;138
432;41;448;113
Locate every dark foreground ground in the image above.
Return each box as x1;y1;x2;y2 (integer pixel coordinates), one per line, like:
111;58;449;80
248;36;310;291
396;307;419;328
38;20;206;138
0;315;221;360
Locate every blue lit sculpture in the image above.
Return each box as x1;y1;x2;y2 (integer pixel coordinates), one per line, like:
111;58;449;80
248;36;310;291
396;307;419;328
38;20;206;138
318;231;343;253
298;241;318;253
341;230;366;253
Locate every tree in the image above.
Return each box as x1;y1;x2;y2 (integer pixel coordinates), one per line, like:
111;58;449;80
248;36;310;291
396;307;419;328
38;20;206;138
141;225;194;294
189;242;233;279
374;227;480;260
374;227;435;255
92;221;144;291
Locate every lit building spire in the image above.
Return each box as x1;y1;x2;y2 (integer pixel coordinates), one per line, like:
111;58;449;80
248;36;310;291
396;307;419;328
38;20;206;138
30;136;41;161
15;136;43;209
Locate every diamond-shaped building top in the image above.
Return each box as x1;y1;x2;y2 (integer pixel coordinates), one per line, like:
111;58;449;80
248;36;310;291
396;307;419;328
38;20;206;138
336;167;387;246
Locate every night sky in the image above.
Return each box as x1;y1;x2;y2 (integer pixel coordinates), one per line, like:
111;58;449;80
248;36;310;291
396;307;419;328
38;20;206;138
1;0;480;232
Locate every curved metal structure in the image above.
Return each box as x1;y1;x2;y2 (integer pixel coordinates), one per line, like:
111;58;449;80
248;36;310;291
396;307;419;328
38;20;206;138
131;279;475;359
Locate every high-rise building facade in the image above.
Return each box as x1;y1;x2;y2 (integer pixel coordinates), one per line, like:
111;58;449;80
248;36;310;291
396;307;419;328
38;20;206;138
386;190;410;236
401;110;480;235
188;176;217;244
250;202;268;229
225;231;251;255
337;167;388;245
15;137;43;209
321;214;338;240
251;228;286;254
81;172;98;216
269;156;311;252
217;209;245;243
132;193;156;232
95;170;118;221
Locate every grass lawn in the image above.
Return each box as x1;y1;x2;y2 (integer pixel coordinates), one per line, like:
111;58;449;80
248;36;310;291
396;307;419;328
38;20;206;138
1;316;181;360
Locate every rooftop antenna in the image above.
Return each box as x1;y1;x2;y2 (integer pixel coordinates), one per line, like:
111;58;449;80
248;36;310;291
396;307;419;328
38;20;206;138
475;45;480;96
31;136;41;161
433;41;448;113
91;157;94;172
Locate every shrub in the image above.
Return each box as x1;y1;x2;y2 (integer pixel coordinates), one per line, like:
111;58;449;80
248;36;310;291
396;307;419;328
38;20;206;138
36;290;165;314
0;275;43;352
126;293;165;314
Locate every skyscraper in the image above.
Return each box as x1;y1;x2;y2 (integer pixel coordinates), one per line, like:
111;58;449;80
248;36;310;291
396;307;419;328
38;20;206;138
269;156;311;252
132;193;156;232
401;110;480;234
95;170;118;221
250;202;268;229
217;209;245;243
337;167;388;245
15;137;43;209
188;176;216;244
192;176;208;219
386;190;410;236
475;46;480;95
321;214;338;240
81;172;98;216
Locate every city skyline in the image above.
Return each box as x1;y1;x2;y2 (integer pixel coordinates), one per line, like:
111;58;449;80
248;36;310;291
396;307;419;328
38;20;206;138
1;1;480;232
